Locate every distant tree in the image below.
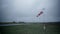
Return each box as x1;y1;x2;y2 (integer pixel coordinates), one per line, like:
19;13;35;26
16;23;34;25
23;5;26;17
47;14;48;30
19;22;25;24
13;21;16;24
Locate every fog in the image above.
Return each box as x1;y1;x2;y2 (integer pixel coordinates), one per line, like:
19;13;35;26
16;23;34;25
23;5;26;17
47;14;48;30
0;0;60;22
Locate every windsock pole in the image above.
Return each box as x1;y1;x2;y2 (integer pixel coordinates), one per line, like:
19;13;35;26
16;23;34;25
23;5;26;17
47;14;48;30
43;24;46;34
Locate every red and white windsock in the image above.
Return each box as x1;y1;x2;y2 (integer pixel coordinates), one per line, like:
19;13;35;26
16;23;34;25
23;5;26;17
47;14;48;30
36;11;43;17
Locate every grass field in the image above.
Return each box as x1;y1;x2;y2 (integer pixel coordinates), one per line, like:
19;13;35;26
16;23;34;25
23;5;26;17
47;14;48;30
0;23;60;34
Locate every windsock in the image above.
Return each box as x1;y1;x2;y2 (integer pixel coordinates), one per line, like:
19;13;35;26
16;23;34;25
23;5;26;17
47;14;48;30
36;11;43;17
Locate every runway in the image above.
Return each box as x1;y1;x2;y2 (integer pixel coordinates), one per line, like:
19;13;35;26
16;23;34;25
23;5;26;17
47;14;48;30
0;24;30;26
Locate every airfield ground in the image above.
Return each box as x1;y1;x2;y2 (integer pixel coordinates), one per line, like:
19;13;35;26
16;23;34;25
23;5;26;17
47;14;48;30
0;23;60;34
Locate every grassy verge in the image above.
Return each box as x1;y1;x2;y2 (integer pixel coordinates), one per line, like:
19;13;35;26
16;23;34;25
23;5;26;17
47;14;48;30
0;23;60;34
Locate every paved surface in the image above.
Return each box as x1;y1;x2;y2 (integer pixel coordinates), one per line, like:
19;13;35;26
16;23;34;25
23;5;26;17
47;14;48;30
0;24;30;26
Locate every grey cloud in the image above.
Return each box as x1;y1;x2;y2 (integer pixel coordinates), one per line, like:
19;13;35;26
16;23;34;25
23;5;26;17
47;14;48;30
0;0;60;22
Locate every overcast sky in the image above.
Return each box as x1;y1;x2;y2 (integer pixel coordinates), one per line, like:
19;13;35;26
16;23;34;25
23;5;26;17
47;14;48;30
0;0;60;22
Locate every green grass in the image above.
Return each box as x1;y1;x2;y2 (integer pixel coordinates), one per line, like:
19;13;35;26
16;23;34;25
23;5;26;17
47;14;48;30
0;24;60;34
